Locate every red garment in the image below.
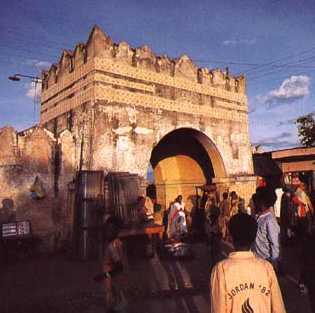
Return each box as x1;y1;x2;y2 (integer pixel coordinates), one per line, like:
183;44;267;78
257;177;267;188
292;196;307;218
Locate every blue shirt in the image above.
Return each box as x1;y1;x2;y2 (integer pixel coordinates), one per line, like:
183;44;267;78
252;211;280;261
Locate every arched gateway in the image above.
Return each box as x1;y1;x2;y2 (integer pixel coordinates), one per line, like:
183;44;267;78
0;25;256;250
150;128;227;210
38;25;256;204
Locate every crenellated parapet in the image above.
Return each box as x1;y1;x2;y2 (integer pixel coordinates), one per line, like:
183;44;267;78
58;50;74;76
86;25;113;58
174;55;198;81
40;25;247;125
41;24;246;94
156;55;173;75
114;41;134;65
134;45;156;70
74;43;87;66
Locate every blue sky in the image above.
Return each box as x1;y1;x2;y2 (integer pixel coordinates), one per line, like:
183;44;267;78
0;0;315;151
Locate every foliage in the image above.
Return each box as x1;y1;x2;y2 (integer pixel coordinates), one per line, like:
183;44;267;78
296;114;315;147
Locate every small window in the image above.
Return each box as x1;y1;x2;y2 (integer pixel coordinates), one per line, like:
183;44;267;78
67;110;73;131
53;118;58;137
83;49;88;63
225;78;231;91
235;80;239;93
69;58;74;73
197;69;203;84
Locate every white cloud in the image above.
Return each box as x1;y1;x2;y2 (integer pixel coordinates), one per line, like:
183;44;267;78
252;132;298;150
223;40;237;46
35;61;51;70
262;75;311;105
26;81;41;101
25;59;51;71
222;38;256;46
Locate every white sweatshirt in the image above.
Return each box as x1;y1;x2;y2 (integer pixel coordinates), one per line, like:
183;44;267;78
210;251;286;313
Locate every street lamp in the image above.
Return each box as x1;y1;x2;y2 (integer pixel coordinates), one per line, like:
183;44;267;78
8;75;21;82
8;73;42;124
8;73;41;83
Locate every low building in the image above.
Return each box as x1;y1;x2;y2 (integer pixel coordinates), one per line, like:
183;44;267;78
253;146;315;192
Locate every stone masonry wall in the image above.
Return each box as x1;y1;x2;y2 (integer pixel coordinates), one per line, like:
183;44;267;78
0;127;76;252
39;25;253;181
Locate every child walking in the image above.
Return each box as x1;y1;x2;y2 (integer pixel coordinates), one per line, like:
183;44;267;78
95;216;129;313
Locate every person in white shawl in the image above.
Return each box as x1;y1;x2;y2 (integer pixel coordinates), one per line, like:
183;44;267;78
167;195;188;239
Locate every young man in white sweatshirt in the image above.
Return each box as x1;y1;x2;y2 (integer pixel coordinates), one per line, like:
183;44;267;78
210;213;286;313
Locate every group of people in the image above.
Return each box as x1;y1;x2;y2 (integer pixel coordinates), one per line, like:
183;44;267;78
211;210;286;313
210;182;315;313
204;190;245;241
210;185;288;313
99;187;285;313
98;182;315;313
161;190;246;244
201;190;248;268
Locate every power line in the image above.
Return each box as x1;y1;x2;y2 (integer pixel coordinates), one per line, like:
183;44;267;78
247;54;315;76
248;56;315;81
3;29;315;83
5;27;315;68
244;47;315;75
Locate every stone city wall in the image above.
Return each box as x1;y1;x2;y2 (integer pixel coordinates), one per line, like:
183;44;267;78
0;126;76;252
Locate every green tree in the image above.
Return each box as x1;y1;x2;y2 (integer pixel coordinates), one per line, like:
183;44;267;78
296;114;315;147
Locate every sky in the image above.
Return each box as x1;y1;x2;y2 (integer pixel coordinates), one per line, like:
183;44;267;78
0;0;315;151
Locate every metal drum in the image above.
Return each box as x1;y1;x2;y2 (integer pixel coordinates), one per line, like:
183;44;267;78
75;171;105;260
107;172;143;224
79;171;104;200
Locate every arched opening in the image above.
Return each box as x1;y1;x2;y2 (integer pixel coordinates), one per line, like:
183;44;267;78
149;128;226;211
